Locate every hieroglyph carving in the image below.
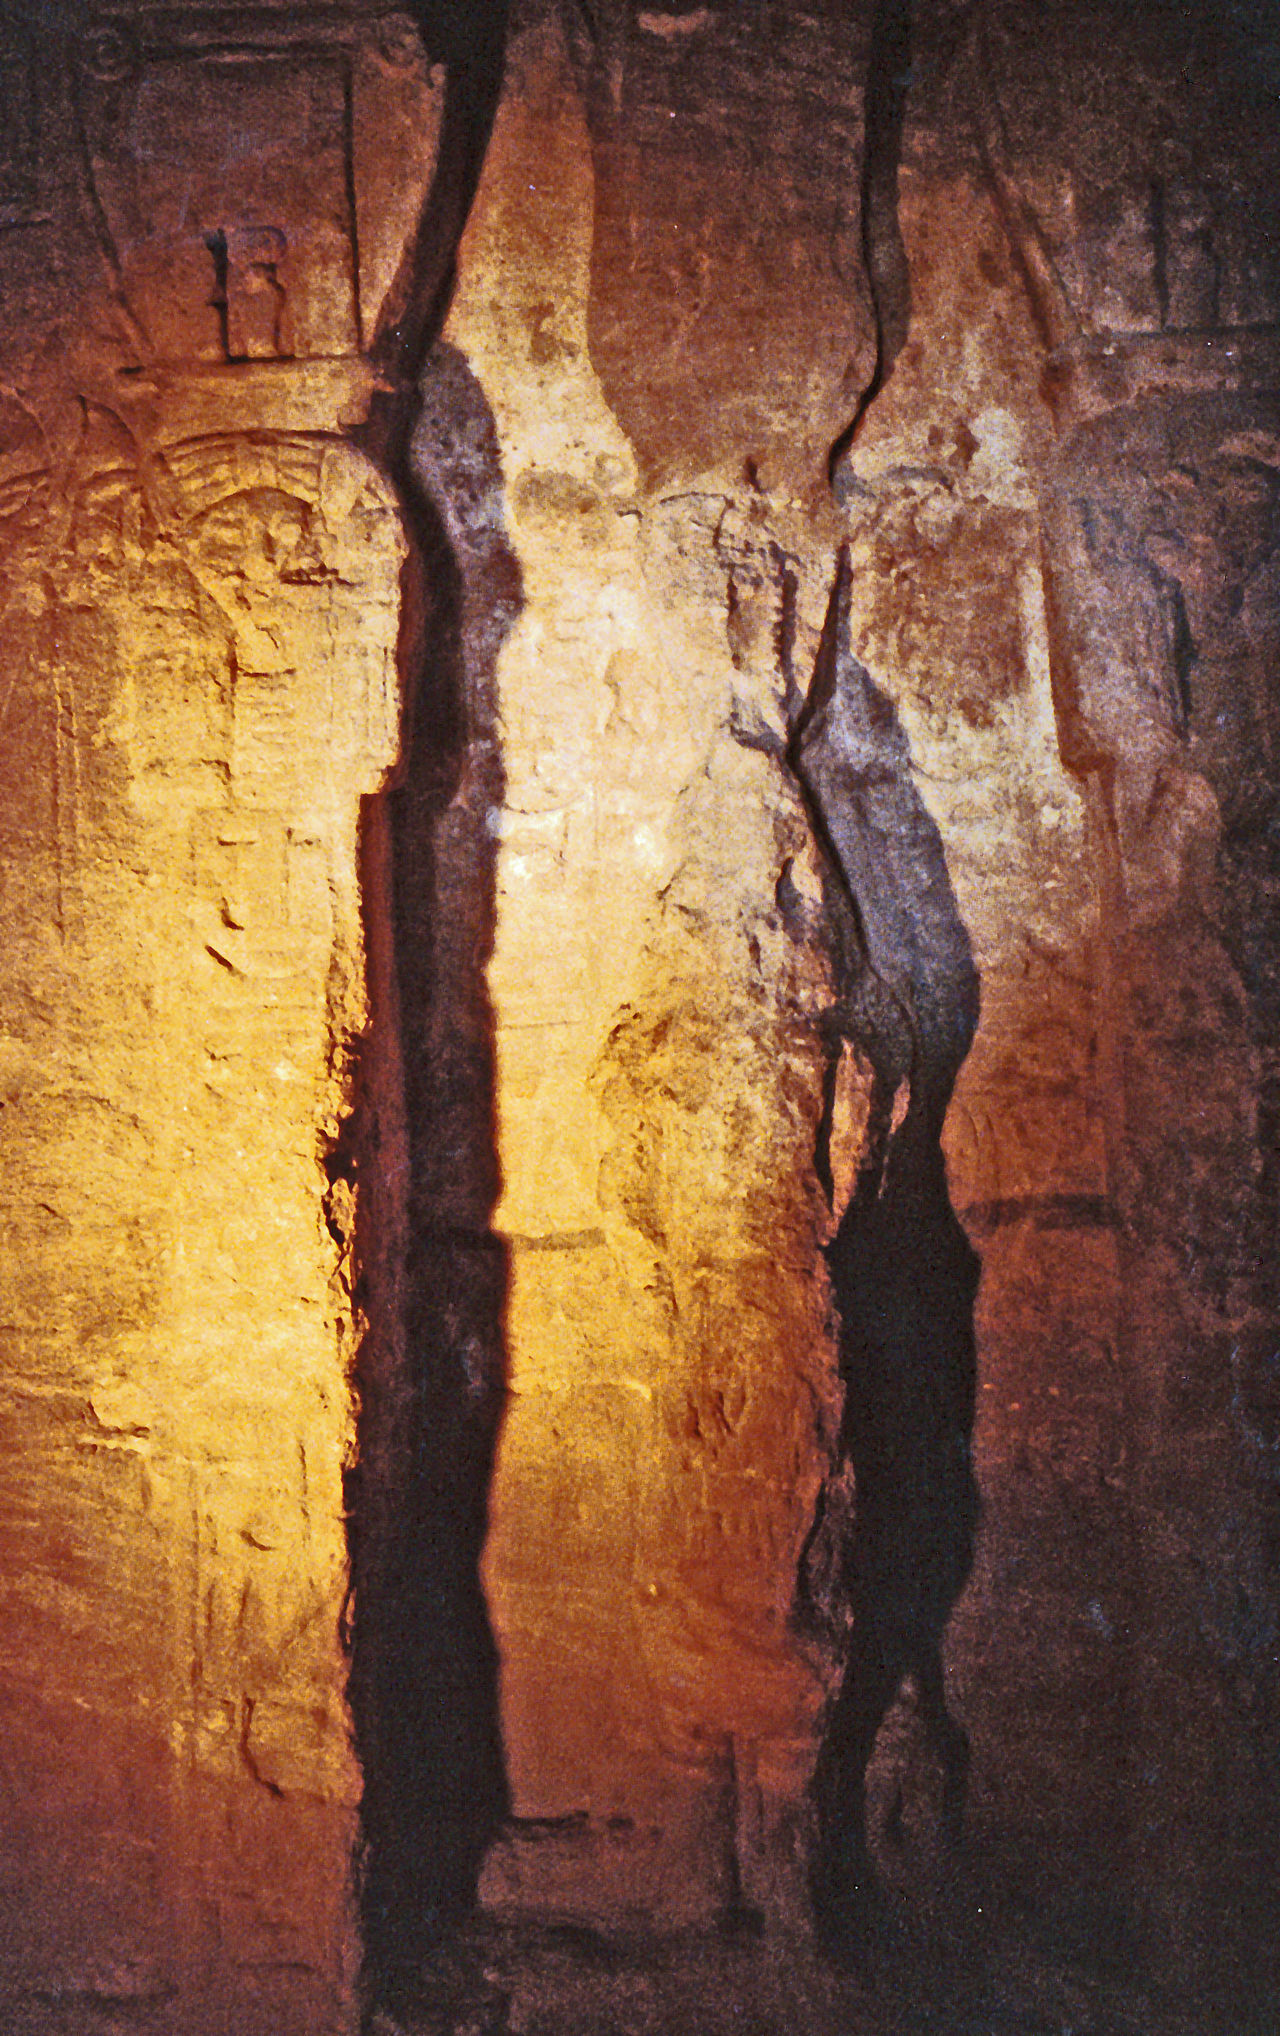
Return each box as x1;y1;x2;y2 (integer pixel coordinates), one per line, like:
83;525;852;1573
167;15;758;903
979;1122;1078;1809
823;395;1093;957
72;6;444;363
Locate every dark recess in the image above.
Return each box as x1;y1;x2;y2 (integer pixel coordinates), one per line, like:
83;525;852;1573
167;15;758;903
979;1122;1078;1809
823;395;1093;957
828;0;914;483
793;550;982;1952
336;0;518;2001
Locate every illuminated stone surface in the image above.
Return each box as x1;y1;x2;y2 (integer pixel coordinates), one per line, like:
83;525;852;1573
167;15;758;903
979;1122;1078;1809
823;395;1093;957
0;6;438;2030
447;0;1280;1985
442;9;861;1926
1;0;1279;2027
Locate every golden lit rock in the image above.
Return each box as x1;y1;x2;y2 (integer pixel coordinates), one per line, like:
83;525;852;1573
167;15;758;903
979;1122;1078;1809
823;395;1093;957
2;0;1280;2028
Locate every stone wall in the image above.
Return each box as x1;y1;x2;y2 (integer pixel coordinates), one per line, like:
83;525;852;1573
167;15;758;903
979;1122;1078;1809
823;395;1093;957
0;6;442;2029
435;4;867;1927
1;0;1278;2025
429;0;1280;1978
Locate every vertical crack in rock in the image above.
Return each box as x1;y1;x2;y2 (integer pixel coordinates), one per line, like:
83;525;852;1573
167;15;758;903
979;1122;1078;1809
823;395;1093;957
791;548;982;1946
829;0;914;482
373;1;513;382
342;0;518;1992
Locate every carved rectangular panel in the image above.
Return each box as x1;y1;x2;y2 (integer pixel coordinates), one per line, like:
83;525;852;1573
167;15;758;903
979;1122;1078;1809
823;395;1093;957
83;49;359;363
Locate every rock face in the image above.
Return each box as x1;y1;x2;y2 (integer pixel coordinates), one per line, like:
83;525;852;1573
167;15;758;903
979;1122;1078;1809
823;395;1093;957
0;6;442;2030
2;0;1279;2026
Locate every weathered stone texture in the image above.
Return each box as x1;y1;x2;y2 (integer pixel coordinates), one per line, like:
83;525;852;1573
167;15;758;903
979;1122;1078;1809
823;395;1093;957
436;12;851;1922
944;2;1280;1982
0;4;441;2028
0;425;396;2036
3;0;1280;2016
570;0;876;489
444;0;1280;1982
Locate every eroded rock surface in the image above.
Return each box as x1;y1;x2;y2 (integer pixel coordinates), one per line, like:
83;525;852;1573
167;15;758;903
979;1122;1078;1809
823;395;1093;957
441;0;1280;1997
0;6;441;2030
2;0;1280;2025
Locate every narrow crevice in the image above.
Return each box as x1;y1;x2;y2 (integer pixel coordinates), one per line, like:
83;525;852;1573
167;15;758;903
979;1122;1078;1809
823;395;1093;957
347;353;521;1985
828;0;914;484
336;2;518;1999
1151;178;1170;330
1166;572;1195;736
789;547;982;1946
371;1;512;382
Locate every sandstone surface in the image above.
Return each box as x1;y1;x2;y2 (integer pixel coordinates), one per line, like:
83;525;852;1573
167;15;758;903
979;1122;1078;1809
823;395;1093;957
1;0;1279;2029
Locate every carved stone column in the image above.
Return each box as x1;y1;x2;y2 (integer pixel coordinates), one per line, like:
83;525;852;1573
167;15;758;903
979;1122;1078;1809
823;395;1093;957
0;8;441;2029
973;0;1280;1959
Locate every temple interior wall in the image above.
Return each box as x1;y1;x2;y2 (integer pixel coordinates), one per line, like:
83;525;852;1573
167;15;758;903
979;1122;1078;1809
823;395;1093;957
0;2;1277;2028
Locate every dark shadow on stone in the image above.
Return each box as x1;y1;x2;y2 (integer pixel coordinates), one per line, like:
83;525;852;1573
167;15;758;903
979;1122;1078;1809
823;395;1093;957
329;2;515;2000
373;0;512;381
345;343;522;1997
829;0;914;483
791;546;982;1954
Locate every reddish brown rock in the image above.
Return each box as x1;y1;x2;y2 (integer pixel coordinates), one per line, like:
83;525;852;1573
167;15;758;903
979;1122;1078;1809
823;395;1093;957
2;0;1280;2027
